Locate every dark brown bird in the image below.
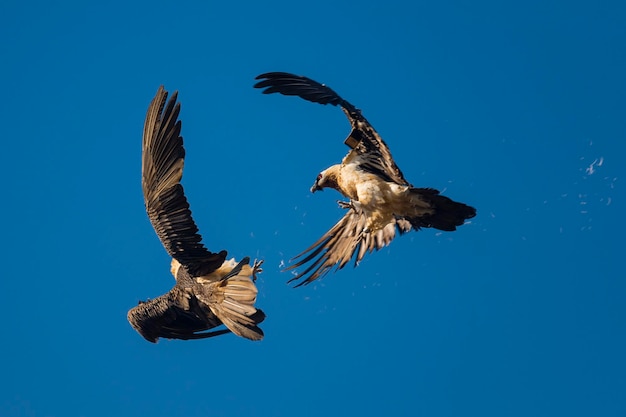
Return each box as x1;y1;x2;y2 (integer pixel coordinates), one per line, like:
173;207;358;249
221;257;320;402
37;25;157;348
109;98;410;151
127;86;265;342
255;72;476;286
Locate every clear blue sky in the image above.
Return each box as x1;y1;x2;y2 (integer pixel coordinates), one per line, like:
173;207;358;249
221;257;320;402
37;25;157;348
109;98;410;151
1;1;625;416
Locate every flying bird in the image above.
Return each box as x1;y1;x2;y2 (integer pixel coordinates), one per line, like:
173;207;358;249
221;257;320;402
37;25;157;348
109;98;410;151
127;86;265;342
254;72;476;286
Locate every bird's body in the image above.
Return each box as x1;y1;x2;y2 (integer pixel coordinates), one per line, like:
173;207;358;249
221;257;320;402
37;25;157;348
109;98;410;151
127;86;265;342
320;162;437;233
255;72;476;286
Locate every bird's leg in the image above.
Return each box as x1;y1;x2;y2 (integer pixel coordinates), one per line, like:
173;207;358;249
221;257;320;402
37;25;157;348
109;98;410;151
252;259;264;282
336;199;369;232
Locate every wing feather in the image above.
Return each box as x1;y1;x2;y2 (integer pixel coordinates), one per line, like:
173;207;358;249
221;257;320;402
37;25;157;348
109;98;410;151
254;72;356;110
284;205;412;286
254;72;408;185
127;290;230;343
142;86;226;276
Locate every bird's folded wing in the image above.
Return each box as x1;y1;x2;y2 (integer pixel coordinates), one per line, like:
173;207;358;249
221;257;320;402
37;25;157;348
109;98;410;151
127;292;229;343
142;86;226;276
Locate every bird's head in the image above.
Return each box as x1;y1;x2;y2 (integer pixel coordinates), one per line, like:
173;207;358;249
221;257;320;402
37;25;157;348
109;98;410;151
310;167;339;193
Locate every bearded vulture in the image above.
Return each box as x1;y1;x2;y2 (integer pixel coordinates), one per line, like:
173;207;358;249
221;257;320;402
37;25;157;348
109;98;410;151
127;86;265;342
254;72;476;286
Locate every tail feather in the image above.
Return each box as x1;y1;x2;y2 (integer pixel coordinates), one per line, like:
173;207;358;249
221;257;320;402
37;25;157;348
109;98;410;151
409;188;476;231
199;259;265;341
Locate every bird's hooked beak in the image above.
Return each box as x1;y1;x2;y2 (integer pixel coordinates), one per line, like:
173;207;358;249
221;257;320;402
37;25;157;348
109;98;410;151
311;173;323;193
310;181;323;193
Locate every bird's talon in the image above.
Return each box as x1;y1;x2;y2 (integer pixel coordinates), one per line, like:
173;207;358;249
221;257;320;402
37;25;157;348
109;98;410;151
337;200;352;209
252;259;264;282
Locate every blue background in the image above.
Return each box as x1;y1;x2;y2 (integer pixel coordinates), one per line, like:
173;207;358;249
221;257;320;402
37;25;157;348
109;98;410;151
2;1;625;416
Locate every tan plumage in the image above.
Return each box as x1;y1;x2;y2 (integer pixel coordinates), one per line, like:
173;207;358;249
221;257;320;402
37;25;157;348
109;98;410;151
127;86;265;342
255;72;476;286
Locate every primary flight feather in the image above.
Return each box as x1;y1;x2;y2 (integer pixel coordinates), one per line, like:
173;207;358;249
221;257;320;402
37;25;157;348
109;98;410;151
254;72;476;286
127;86;265;342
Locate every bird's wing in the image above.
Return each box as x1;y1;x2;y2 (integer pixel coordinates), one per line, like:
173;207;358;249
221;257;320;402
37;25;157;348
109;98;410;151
127;291;230;343
284;203;413;286
142;86;226;277
254;72;409;186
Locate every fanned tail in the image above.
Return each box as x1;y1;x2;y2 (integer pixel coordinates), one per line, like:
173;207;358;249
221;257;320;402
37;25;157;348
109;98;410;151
202;258;265;341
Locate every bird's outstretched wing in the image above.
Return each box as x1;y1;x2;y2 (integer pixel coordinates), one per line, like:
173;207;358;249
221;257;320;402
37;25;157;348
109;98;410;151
284;202;413;286
254;72;408;186
142;86;226;277
127;291;230;343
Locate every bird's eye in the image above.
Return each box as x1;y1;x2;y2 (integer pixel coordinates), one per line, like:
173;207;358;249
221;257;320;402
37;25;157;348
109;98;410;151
317;173;322;181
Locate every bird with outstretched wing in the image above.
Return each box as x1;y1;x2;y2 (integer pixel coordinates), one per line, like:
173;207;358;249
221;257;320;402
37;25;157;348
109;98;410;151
255;72;476;287
127;86;265;342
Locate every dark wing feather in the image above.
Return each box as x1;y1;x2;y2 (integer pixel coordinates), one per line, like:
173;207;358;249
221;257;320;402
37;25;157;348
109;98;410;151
254;72;356;110
284;204;413;286
254;72;408;186
142;86;226;276
127;290;230;343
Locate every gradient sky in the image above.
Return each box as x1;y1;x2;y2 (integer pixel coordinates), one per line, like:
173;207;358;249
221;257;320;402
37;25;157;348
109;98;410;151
2;1;625;416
